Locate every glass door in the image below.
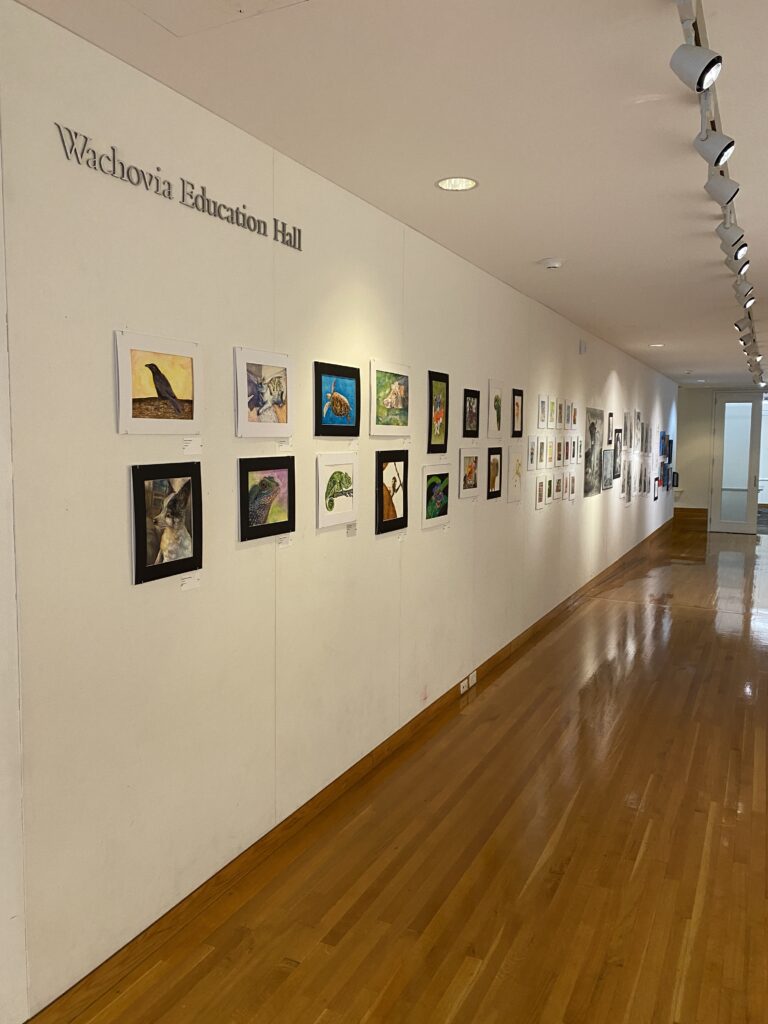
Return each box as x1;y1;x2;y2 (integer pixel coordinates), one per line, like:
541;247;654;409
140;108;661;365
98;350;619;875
710;391;763;534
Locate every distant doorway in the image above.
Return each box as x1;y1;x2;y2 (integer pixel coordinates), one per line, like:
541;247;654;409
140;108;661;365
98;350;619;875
709;392;762;534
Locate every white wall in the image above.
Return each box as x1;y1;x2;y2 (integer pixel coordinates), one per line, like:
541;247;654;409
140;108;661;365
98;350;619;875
676;387;713;509
760;403;768;503
0;2;677;1018
0;90;30;1024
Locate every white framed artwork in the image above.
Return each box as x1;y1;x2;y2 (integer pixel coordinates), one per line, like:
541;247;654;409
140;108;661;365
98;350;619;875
547;396;557;429
556;398;565;430
545;472;554;504
487;379;504;438
116;330;202;435
234;347;291;438
527;436;537;471
537;394;548;430
317;452;358;529
569;471;577;500
370;359;410;436
459;448;481;498
508;443;523;503
536;435;546;471
546;437;555;469
422;464;451;528
554;471;563;500
535;475;545;510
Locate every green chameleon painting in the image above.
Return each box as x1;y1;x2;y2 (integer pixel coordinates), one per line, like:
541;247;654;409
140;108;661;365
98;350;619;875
325;470;354;511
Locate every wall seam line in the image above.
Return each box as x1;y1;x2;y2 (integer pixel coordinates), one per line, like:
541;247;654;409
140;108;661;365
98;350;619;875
0;60;32;1021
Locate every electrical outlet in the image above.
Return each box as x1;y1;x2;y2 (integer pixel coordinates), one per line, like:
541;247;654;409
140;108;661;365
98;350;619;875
469;670;477;688
459;678;469;695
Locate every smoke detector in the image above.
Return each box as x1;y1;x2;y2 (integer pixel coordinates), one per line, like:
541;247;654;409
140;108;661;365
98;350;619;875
537;257;563;270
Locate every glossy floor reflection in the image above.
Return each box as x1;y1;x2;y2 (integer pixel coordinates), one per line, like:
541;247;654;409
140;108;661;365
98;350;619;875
32;522;768;1023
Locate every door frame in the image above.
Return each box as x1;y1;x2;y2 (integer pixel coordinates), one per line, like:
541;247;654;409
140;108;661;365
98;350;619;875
710;390;763;534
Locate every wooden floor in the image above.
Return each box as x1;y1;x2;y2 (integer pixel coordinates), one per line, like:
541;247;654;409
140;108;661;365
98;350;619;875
32;520;768;1023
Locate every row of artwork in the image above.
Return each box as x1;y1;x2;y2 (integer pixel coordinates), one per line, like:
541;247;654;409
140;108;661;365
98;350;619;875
115;331;525;447
132;445;526;585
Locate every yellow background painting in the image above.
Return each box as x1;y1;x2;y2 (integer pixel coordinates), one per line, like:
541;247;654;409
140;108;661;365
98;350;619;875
130;349;194;400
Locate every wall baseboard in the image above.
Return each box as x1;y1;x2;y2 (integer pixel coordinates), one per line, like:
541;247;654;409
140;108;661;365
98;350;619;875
30;511;675;1022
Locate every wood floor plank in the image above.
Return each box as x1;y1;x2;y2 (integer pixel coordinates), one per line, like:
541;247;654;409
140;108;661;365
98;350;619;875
28;522;768;1024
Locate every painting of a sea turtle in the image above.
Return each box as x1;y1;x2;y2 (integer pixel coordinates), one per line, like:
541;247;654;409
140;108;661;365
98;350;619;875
323;379;352;423
324;470;354;512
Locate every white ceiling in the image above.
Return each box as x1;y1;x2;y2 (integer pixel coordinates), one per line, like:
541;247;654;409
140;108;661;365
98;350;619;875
16;0;767;386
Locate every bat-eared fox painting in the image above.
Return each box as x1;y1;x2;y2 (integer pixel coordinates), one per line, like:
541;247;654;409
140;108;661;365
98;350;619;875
131;462;203;584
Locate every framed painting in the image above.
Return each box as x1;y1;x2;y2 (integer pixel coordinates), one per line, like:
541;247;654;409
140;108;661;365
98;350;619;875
317;452;358;530
613;429;623;478
537;394;548;430
607;412;614;444
527;436;537;471
565;400;572;431
375;449;409;533
536;435;546;470
570;472;577;500
487;446;503;499
583;407;604;497
423;464;450;528
314;361;360;437
239;456;295;541
577;436;584;463
654;477;659;501
459;448;480;499
508;443;523;502
554;471;563;500
571;404;578;431
545;473;554;504
556;398;565;430
634;410;641;452
563;471;570;501
602;449;614;490
564;437;571;464
234;347;291;438
370;360;410;436
463;388;480;438
427;370;450;453
624;411;631;450
131;462;203;584
535;475;545;510
117;331;201;435
547;396;557;429
487;379;503;438
555;436;563;468
511;388;524;438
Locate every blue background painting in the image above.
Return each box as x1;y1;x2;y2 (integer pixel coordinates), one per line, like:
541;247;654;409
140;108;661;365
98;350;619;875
321;373;357;425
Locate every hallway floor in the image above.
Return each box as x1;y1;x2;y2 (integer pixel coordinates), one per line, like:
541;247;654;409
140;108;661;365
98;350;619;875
32;521;768;1023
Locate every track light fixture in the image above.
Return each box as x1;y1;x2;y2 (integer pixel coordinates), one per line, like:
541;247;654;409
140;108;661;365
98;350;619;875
734;279;754;299
694;130;735;167
725;254;750;276
722;240;748;260
670;43;723;92
745;296;757;310
705;174;740;207
734;317;752;333
717;219;744;248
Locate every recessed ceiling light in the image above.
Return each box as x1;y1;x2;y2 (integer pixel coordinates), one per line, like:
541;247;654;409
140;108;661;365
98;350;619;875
697;379;706;383
436;177;478;191
649;343;665;348
537;257;564;270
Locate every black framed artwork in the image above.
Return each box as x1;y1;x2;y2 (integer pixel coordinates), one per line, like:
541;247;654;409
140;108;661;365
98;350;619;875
375;449;409;534
427;370;449;454
239;456;296;541
511;389;524;438
313;361;361;437
487;446;503;499
613;428;622;478
131;461;203;584
654;477;659;501
463;388;480;438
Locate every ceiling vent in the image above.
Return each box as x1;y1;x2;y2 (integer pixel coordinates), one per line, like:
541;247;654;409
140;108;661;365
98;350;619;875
126;0;310;37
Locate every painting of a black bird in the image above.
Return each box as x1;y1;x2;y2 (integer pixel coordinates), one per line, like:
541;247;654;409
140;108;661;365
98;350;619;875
145;362;182;416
